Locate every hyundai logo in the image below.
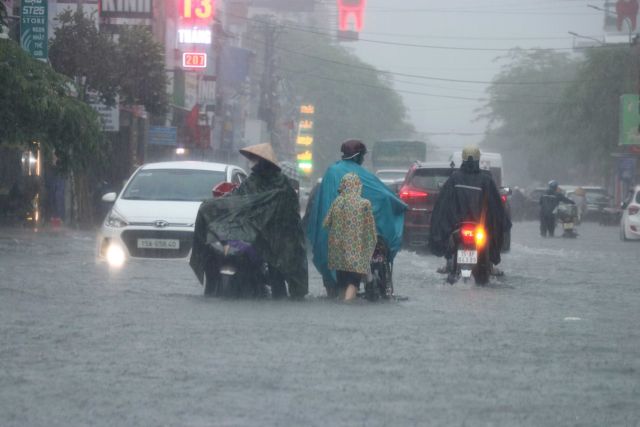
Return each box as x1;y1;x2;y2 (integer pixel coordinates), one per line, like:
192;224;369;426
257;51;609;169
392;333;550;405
154;220;169;228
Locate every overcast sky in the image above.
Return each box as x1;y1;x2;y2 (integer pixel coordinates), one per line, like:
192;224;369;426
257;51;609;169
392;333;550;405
351;0;606;149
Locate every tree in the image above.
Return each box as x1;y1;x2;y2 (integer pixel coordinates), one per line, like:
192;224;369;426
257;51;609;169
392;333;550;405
116;26;168;115
480;47;634;185
0;39;105;172
49;9;119;105
246;22;414;175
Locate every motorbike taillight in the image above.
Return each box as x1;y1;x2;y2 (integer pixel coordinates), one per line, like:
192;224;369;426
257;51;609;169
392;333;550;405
460;225;487;248
460;226;476;246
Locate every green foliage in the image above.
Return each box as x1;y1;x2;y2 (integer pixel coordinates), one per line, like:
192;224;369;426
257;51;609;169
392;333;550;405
249;23;413;173
49;9;119;105
0;38;105;173
49;11;168;115
116;26;168;115
480;47;633;184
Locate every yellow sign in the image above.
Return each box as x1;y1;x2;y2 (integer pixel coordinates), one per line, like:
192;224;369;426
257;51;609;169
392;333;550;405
296;135;313;146
297;151;312;161
300;104;315;115
299;120;314;130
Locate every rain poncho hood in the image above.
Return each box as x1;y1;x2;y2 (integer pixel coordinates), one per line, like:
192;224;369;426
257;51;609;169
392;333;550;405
323;173;377;275
429;161;511;265
190;169;308;297
307;160;407;283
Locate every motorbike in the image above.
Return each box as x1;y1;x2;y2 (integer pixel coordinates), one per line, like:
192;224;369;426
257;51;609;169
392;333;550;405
556;203;578;238
364;236;394;301
446;221;491;285
202;181;269;298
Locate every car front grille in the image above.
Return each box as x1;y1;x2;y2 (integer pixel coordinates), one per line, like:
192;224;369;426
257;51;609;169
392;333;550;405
121;230;193;259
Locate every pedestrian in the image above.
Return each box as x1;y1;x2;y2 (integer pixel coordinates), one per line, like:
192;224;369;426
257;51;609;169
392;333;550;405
323;173;377;301
539;180;575;237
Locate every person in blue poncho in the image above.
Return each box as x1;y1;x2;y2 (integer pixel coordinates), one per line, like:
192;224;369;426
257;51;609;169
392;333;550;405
306;139;407;298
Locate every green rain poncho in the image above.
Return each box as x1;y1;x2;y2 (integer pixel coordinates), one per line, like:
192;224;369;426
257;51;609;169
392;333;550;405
190;168;308;298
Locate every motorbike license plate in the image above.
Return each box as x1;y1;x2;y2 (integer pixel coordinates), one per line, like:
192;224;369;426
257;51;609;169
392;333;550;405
137;238;180;250
457;249;477;264
563;223;574;229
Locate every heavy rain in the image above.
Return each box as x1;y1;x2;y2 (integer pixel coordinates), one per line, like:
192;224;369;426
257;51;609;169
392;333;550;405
1;0;639;426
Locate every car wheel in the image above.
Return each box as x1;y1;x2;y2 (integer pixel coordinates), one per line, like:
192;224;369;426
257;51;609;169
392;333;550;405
620;222;629;242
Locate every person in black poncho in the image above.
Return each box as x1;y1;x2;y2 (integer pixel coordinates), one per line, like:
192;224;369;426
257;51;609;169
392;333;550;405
429;145;511;269
190;143;308;299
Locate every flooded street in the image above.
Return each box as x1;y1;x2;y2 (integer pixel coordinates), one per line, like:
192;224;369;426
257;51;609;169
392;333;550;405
1;222;639;426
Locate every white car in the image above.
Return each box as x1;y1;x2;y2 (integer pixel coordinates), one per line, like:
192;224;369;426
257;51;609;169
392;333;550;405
97;161;247;267
620;185;640;241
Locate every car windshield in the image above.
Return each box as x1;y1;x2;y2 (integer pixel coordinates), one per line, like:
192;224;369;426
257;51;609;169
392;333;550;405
122;169;226;201
377;171;406;181
411;168;452;189
585;191;608;203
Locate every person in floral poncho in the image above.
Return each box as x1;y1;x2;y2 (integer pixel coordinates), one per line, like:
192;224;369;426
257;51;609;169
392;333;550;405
323;173;377;301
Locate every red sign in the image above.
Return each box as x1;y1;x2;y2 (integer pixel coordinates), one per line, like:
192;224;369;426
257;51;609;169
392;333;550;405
338;0;366;32
616;0;639;31
179;0;215;24
182;52;207;68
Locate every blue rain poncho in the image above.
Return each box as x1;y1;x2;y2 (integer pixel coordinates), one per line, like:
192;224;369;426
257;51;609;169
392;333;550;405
307;160;407;285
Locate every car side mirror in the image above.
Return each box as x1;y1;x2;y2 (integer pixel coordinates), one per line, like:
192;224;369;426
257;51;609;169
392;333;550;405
102;192;117;203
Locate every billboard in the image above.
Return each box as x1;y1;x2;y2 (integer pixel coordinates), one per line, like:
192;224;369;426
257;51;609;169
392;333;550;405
250;0;314;12
100;0;153;18
619;94;640;145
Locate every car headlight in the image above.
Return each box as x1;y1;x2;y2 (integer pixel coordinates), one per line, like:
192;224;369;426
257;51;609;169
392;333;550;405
105;210;128;228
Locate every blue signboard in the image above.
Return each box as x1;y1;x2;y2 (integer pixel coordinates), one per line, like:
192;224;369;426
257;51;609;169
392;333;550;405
149;126;177;146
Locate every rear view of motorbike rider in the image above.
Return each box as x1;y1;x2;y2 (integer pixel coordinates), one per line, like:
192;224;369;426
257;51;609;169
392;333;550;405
429;145;511;271
539;180;575;237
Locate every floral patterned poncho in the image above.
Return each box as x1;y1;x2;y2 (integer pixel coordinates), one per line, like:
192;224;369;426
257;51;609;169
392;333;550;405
323;173;377;275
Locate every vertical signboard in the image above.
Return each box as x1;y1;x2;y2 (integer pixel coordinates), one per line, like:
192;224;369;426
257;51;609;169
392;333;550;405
619;94;640;145
296;104;315;174
337;0;366;41
20;0;48;60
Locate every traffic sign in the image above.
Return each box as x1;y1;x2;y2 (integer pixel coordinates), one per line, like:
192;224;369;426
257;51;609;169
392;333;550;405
20;0;48;60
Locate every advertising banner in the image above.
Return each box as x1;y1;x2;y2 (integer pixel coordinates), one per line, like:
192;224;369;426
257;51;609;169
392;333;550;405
20;0;48;60
619;94;640;145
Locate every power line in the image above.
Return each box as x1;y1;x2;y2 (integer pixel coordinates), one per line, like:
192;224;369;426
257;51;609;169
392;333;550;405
237;13;607;53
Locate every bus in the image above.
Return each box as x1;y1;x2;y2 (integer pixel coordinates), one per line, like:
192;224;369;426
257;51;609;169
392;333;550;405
371;140;428;172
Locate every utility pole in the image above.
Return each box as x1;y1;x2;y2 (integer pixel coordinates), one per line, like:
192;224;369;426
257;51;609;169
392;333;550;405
258;21;281;155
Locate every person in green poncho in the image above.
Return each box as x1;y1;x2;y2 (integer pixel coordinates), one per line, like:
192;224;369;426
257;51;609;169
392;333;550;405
323;173;377;301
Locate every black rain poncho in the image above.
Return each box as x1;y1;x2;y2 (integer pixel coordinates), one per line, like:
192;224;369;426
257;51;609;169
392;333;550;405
429;162;511;265
190;167;308;298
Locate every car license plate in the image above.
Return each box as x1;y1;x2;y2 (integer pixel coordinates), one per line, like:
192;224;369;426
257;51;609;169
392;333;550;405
137;238;180;250
563;223;574;229
457;249;477;264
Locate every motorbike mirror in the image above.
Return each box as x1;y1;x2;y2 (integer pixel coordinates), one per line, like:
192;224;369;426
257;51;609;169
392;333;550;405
212;182;238;198
102;192;117;203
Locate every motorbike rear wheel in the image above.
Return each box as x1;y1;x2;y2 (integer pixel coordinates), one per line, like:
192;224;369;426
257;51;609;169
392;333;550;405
203;272;217;297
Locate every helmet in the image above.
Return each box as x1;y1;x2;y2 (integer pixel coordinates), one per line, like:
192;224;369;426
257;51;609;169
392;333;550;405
461;145;481;162
548;180;558;190
340;139;367;159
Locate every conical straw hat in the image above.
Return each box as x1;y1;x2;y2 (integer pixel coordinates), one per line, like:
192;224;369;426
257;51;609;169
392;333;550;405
239;143;280;169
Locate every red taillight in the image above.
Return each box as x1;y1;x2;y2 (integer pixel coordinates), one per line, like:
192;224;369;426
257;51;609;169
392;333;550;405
629;206;640;215
460;224;487;248
501;195;507;204
460;226;476;246
399;186;428;202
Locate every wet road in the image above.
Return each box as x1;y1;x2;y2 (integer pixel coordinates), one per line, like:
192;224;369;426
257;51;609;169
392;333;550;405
1;222;639;426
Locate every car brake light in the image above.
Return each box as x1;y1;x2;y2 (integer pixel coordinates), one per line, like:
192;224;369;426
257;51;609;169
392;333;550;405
399;186;428;202
629;206;640;215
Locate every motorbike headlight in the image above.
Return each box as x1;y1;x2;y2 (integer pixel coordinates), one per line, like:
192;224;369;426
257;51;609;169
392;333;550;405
105;210;128;228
